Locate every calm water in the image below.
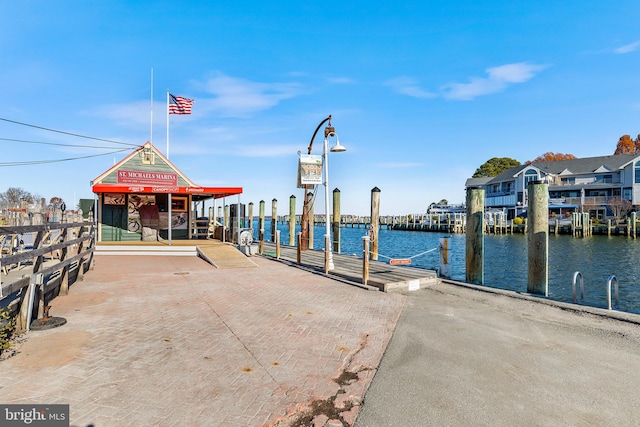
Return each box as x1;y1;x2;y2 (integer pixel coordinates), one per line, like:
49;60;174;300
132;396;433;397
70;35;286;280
258;220;640;315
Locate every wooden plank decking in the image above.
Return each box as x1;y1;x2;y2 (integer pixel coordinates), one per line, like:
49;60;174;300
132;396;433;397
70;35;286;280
96;239;257;269
259;242;439;292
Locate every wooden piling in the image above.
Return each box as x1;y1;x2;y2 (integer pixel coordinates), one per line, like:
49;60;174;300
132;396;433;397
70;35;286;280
248;202;254;235
289;195;296;246
439;237;451;279
259;200;265;254
332;188;341;253
362;236;370;286
271;199;277;242
527;181;548;296
307;191;314;249
465;187;484;285
370;187;381;261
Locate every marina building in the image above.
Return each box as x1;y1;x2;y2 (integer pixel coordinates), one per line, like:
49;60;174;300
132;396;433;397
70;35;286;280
91;142;242;242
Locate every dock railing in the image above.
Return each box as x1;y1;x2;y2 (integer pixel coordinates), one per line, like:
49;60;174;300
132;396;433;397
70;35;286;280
0;219;95;333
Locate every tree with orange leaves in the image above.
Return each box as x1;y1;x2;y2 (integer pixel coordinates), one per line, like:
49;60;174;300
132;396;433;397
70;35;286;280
613;134;640;155
527;152;577;163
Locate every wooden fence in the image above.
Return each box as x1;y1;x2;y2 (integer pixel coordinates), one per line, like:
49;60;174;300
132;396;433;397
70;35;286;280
0;220;95;333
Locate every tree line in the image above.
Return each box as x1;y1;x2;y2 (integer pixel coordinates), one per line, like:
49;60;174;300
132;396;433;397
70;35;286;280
0;187;65;210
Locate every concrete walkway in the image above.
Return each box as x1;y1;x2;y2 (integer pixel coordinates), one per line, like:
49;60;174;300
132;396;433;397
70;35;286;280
0;255;405;426
355;281;640;427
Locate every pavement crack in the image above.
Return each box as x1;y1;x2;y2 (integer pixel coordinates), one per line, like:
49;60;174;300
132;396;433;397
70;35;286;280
267;334;371;427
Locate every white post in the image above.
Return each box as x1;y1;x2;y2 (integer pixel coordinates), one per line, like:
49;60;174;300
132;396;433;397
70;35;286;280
166;90;170;158
323;135;334;272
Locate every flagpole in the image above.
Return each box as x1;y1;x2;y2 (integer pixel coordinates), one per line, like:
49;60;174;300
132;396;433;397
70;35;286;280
166;90;170;159
167;89;172;245
150;68;153;144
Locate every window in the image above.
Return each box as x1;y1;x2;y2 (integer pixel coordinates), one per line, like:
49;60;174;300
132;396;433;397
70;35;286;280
561;177;575;185
141;151;155;165
635;162;640;184
524;169;538;187
596;174;613;183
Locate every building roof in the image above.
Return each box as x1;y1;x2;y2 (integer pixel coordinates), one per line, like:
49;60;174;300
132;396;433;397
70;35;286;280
464;177;492;188
91;142;242;201
532;153;639;175
481;154;640;185
485;164;530;185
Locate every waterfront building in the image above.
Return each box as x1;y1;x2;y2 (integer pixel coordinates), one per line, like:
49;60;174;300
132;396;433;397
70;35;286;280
91;142;242;242
465;153;640;221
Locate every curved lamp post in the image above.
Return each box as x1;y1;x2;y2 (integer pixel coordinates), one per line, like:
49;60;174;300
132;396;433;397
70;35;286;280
300;115;346;273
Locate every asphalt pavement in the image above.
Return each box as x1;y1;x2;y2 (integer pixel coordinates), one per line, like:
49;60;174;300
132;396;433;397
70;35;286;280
355;281;640;427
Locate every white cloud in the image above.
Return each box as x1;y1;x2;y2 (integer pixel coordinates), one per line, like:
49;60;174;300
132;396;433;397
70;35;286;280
90;100;162;129
196;72;303;118
442;62;548;101
375;161;423;168
384;76;436;99
614;40;640;54
326;76;355;84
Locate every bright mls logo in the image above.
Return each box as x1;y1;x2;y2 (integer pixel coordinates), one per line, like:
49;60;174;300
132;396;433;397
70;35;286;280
1;404;69;426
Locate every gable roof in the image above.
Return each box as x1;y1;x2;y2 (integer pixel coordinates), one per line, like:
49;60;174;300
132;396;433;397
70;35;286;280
91;141;242;200
485;164;531;184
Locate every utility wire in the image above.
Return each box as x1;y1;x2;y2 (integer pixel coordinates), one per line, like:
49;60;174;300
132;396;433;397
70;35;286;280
0;148;132;167
0;137;130;149
0;117;139;147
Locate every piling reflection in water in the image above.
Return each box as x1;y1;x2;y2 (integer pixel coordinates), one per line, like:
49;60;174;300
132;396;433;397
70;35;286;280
260;219;640;315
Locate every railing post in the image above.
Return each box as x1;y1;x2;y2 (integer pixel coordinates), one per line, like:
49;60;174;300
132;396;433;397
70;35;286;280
296;232;302;264
275;230;281;260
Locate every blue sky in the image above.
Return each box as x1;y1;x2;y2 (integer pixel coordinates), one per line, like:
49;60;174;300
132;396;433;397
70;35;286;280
2;1;640;215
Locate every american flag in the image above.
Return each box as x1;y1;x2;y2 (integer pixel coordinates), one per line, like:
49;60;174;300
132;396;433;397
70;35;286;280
169;94;194;115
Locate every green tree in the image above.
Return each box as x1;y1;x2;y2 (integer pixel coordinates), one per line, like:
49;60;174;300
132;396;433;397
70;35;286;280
472;157;521;178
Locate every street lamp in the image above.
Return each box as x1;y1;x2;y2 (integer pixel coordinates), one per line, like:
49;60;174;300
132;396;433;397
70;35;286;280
322;124;346;273
299;115;346;272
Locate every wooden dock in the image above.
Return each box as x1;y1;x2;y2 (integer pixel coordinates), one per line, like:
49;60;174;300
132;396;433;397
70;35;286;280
259;241;439;293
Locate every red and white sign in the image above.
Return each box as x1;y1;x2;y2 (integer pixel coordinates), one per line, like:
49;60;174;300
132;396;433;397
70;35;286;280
117;170;178;186
389;258;411;265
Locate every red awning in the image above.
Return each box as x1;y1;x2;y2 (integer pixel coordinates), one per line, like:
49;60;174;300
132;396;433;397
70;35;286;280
91;184;243;200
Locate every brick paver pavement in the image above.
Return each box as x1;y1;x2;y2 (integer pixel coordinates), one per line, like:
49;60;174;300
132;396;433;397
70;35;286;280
0;255;405;427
